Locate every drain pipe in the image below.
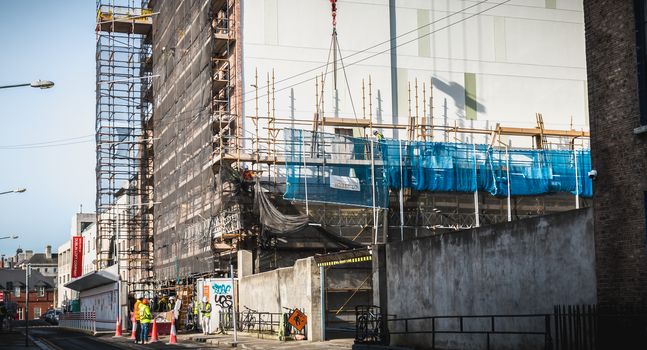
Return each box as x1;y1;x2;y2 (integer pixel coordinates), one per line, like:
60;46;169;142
320;265;326;341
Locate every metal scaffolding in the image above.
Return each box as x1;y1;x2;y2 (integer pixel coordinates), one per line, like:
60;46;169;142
95;0;154;293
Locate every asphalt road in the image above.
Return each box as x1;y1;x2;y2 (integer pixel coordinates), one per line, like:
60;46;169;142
28;327;210;350
29;328;126;350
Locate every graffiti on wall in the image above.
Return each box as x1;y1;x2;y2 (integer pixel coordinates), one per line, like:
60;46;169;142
212;282;233;309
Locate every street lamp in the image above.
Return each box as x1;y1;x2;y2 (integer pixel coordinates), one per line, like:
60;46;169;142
0;188;26;196
0;80;55;90
25;264;31;347
0;235;19;240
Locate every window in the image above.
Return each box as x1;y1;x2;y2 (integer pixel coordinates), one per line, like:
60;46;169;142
6;282;13;291
37;286;45;297
44;268;48;273
634;0;647;127
34;307;41;318
14;286;20;298
334;128;352;137
80;221;92;232
18;307;23;320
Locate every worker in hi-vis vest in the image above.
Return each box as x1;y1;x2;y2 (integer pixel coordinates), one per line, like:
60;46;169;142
200;296;212;335
133;294;142;344
139;298;153;344
191;298;199;330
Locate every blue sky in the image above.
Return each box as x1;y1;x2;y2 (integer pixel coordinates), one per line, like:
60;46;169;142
0;1;96;258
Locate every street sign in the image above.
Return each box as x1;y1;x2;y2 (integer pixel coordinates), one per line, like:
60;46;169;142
287;309;307;331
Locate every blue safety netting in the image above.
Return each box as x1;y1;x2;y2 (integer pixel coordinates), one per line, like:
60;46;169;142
284;129;390;208
284;129;592;208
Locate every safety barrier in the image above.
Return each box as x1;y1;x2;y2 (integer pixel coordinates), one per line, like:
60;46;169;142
59;311;97;334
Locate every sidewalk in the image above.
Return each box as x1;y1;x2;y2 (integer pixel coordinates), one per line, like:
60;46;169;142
0;330;40;350
182;332;354;349
100;330;354;349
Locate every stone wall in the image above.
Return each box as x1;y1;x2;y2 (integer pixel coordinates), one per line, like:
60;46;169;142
238;257;322;341
383;208;596;349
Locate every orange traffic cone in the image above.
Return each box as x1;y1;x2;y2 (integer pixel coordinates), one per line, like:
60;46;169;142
114;317;123;337
150;319;159;342
168;317;177;345
130;313;137;340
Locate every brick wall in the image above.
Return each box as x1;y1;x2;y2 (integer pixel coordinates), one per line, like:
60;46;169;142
584;0;647;307
3;290;55;320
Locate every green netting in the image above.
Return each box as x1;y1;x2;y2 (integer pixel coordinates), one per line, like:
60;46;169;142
284;129;592;208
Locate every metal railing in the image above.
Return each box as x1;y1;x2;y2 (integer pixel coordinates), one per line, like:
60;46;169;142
218;307;307;340
355;306;552;350
387;314;553;350
554;304;647;350
59;311;97;334
218;308;282;335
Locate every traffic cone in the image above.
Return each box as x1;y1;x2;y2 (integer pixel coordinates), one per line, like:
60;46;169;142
150;319;159;342
130;314;137;340
167;317;177;345
114;317;123;337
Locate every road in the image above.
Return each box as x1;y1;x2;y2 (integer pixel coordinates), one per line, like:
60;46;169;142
28;327;215;350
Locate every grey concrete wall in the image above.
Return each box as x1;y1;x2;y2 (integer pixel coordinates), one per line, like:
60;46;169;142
385;208;596;350
238;257;321;341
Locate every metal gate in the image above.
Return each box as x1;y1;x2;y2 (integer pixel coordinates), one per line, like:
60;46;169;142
315;248;373;340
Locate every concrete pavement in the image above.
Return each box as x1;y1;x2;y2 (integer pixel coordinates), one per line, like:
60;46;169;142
103;330;354;349
15;326;356;350
0;330;40;350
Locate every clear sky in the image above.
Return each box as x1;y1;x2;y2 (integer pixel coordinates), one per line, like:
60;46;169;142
0;1;96;258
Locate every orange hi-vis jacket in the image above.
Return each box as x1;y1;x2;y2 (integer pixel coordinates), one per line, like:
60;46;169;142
134;300;142;321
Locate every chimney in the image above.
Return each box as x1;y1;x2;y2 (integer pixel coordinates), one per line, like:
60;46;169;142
25;250;33;261
46;245;52;259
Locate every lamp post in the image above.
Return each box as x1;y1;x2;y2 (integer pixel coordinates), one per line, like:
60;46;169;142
25;264;31;347
0;188;26;196
0;80;55;90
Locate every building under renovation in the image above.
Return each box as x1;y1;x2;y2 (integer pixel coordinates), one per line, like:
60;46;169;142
94;0;592;337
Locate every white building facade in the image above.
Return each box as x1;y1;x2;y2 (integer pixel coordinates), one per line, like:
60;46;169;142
241;0;587;145
56;213;97;308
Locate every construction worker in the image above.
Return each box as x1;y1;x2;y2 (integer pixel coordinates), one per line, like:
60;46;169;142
170;296;181;324
191;298;200;331
139;298;152;344
200;296;212;335
132;294;142;344
373;130;384;141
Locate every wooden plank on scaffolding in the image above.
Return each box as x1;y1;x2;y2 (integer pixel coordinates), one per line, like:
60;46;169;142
322;117;371;128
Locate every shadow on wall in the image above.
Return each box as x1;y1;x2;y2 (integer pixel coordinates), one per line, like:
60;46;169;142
432;77;486;115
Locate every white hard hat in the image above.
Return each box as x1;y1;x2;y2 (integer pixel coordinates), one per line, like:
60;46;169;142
135;293;142;299
202;296;207;303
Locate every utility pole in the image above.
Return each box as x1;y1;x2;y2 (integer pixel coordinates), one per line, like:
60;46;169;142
230;261;238;346
25;264;31;347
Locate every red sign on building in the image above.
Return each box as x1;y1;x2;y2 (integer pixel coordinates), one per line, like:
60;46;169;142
71;236;84;278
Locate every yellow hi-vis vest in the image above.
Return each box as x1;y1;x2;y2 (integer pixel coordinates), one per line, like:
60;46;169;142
139;303;152;324
201;302;212;317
